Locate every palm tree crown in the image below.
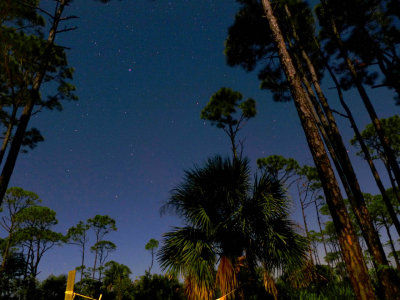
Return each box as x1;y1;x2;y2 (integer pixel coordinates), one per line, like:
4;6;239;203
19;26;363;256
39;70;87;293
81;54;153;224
159;156;307;299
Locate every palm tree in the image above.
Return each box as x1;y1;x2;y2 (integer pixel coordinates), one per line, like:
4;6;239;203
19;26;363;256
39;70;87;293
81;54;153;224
158;156;307;300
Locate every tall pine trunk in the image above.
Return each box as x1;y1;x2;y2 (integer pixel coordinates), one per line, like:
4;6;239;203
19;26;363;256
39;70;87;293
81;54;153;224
322;51;400;237
382;217;400;271
0;102;17;166
260;1;375;298
320;0;400;190
0;1;67;205
283;5;400;297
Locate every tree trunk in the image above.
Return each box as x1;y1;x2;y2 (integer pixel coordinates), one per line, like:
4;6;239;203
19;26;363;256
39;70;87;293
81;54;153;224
322;51;400;237
382;217;400;271
92;248;98;280
0;221;15;270
149;249;154;273
0;104;17;166
227;124;238;160
368;35;400;101
260;1;376;299
321;0;400;190
383;160;400;206
283;5;400;296
316;3;400;297
297;182;314;265
314;200;330;267
81;244;85;281
0;1;67;205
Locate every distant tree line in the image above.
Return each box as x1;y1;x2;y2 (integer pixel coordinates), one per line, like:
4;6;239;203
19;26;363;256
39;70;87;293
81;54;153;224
0;187;184;300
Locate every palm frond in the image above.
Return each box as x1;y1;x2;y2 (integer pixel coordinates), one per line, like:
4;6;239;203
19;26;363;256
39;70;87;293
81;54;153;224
216;256;238;300
160;155;308;299
263;269;278;300
158;226;216;287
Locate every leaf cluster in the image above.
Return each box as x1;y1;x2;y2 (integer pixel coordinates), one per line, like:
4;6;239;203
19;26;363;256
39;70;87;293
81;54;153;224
201;87;256;130
159;156;307;298
351;115;400;160
225;0;323;102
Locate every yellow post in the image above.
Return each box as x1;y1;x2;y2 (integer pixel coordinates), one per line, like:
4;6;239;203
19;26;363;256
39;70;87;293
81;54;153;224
65;270;76;300
64;269;102;300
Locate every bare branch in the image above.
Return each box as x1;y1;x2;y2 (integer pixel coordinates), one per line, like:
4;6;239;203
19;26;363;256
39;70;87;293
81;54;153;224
16;0;55;19
60;15;79;21
331;109;348;119
56;26;78;34
371;84;388;89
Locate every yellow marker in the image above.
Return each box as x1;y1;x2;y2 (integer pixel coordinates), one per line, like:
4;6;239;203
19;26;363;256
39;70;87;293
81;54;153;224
64;269;102;300
65;270;76;300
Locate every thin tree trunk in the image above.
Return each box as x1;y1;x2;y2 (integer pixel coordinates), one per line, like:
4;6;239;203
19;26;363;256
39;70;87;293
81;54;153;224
92;249;98;280
149;249;154;273
288;33;398;297
319;3;400;297
314;200;330;267
226;124;238;160
260;1;376;299
284;6;400;296
366;32;400;100
383;160;400;205
0;53;19;166
24;242;34;280
295;179;314;265
299;191;313;265
321;0;400;190
0;106;17;166
382;216;400;271
285;5;398;282
80;244;85;281
321;50;400;237
0;0;67;205
0;222;15;270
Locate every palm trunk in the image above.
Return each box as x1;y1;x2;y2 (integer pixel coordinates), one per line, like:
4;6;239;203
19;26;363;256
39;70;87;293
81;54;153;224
260;1;375;298
0;0;67;205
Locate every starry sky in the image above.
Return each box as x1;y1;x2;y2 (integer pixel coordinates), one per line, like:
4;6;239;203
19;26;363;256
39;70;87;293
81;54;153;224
6;0;399;280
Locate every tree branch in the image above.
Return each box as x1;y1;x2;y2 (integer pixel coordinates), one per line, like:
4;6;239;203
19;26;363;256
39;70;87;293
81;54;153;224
56;26;78;34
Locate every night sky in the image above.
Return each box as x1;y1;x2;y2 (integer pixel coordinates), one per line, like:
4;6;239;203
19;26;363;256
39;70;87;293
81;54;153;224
7;0;399;279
